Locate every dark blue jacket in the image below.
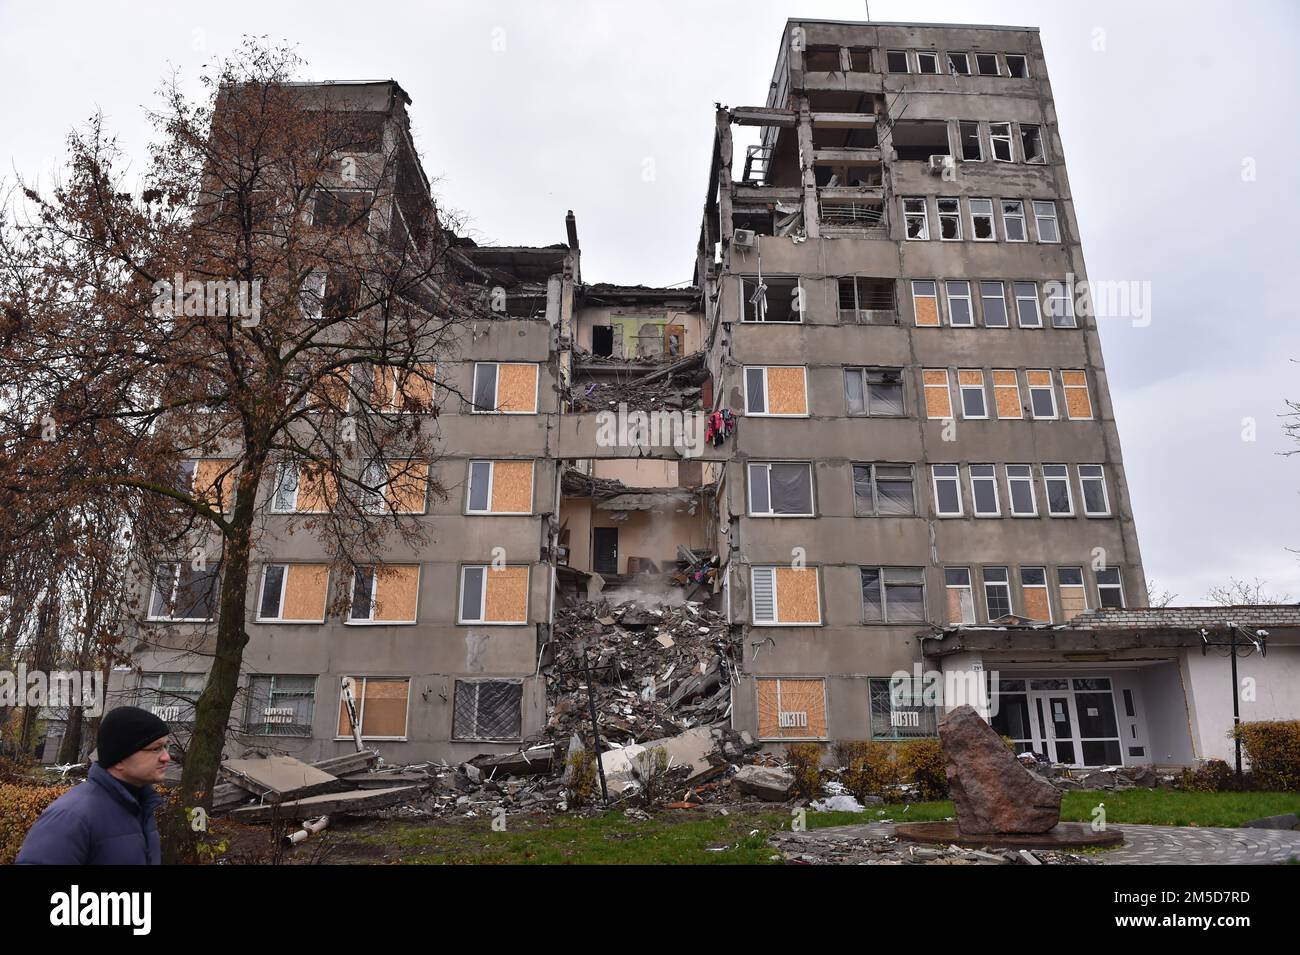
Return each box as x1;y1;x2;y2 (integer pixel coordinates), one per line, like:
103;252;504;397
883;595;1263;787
16;762;162;865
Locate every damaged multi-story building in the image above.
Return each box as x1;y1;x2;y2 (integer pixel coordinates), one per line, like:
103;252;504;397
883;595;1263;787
96;19;1300;772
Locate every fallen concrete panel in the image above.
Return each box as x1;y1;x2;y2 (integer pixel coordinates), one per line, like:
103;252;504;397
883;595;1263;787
221;755;339;801
230;785;423;823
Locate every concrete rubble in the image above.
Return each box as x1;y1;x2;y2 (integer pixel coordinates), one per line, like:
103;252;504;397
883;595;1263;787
766;825;1100;866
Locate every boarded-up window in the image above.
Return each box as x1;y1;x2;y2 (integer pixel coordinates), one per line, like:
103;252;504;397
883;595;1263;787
472;362;538;413
1057;567;1088;617
385;460;429;514
192;459;237;513
373;363;435;413
750;566;821;625
459;565;529;624
992;370;1022;419
1021;567;1052;622
467;460;534;514
274;464;336;514
304;366;353;412
945;568;975;624
912;280;940;326
922;369;952;419
338;677;408;738
453;680;523;740
258;563;329;622
757;678;828;740
1061;370;1093;419
767;366;808;415
349;565;419;623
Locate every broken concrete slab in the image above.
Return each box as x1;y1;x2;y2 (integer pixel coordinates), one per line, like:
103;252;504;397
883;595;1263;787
230;785;424;823
598;726;719;794
732;764;794;801
469;745;557;778
221;755;340;802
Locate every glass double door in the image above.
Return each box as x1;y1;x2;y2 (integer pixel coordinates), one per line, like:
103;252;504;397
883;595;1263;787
1026;680;1122;766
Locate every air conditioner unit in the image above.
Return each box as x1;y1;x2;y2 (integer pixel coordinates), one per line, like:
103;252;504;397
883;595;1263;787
928;154;955;175
732;229;757;248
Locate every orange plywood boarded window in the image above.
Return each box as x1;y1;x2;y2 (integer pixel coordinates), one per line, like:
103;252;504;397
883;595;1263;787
374;363;435;413
489;460;534;513
922;369;952;419
1026;369;1053;388
947;587;974;624
765;367;808;415
484;565;529;623
339;678;409;738
310;367;352;411
992;370;1022;419
373;565;419;622
1023;586;1052;622
282;564;330;621
193;459;236;512
913;284;940;326
1059;586;1087;617
757;678;828;739
296;468;337;513
775;567;821;623
1061;370;1093;419
497;363;539;413
386;461;428;514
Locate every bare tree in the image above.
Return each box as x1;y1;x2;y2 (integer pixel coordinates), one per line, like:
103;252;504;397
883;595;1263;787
1205;577;1293;607
1144;579;1177;608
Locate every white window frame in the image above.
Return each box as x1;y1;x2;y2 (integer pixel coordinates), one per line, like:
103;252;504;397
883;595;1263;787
146;562;217;623
903;197;930;240
958;120;983;162
932;464;963;517
739;275;803;323
845;366;907;417
1027;370;1057;419
1001;200;1027;242
912;279;940;325
1020;567;1052;622
886;49;911;73
456;564;529;626
1014;282;1042;328
1058;567;1089;615
471;362;539;415
1020;123;1046;164
1005;464;1038;517
1047;282;1077;328
1005;54;1029;78
1096;568;1125;609
958;370;988;419
750;565;822;627
922;367;952;419
1043;464;1074;517
255;563;328;624
747;461;815;517
983;567;1013;619
945;280;973;326
1033;200;1060;242
974;52;1001;76
989;122;1014;162
336;676;410;741
1078;465;1111;517
979;281;1009;327
852;462;916;517
945;568;976;624
271;464;299;513
947;51;970;75
969;198;996;241
861;566;927;624
969;464;1001;517
742;365;808;417
465;459;532;515
916;50;939;74
937;198;963;241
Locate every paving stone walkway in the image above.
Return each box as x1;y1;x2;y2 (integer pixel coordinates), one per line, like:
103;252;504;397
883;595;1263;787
785;820;1300;865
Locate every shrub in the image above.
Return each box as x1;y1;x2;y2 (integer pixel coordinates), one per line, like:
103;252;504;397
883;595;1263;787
784;743;824;800
835;740;898;802
633;746;672;807
1234;720;1300;791
1177;758;1236;793
897;739;948;800
565;750;598;808
0;782;71;864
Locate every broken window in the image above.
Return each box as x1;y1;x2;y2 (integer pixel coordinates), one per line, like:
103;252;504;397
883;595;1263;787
1058;567;1088;615
1061;371;1093;419
959;121;982;161
969;464;1001;516
845;367;905;416
1027;370;1057;418
245;675;316;737
322;273;360;319
739;276;801;322
983;567;1012;619
945;569;976;624
1005;54;1029;78
467;459;534;514
892;120;950;161
837;277;897;323
862;567;926;623
912;279;940;325
743;365;808;416
591;324;616;357
147;562;218;622
1001;199;1027;241
1096;568;1125;609
757;678;827;739
805;46;842;72
903;197;930;240
853;463;915;516
870;678;939;740
916;50;939;74
938;198;962;240
1033;201;1060;242
1047;282;1077;328
992;369;1022;418
969;198;996;240
947;51;971;75
932;464;963;516
819;198;884;229
981;281;1009;327
1015;282;1042;327
976;53;1000;76
350;565;420;623
257;563;329;623
453;680;523;741
1006;465;1037;516
471;362;539;413
989;122;1014;162
751;566;821;625
1079;465;1110;516
886;49;910;73
748;462;814;516
1021;568;1052;622
458;564;529;624
958;369;987;418
849;47;872;71
1020;124;1046;163
946;280;973;326
922;368;953;419
312;188;371;229
271;464;300;512
338;677;409;739
1043;464;1074;516
137;672;204;726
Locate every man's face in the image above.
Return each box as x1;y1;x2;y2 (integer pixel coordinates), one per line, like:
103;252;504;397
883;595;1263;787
112;737;171;786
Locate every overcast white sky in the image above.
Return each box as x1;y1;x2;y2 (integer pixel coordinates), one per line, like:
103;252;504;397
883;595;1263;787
2;0;1297;605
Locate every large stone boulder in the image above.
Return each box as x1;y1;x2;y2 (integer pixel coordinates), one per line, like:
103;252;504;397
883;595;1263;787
939;705;1061;834
732;764;794;801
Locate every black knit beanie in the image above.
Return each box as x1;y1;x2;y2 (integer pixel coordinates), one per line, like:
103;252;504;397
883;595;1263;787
97;706;170;768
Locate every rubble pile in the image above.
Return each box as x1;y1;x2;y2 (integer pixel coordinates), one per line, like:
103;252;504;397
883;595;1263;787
767;827;1100;865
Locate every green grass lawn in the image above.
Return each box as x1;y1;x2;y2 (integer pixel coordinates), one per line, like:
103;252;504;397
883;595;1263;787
311;790;1298;865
